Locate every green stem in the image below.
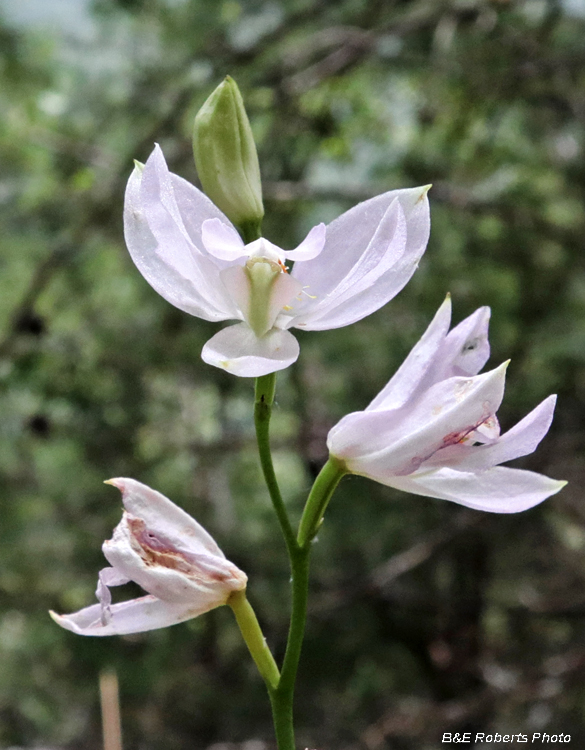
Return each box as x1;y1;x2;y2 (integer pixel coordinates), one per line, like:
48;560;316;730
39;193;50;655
252;380;348;749
254;373;297;557
269;544;310;750
297;456;347;547
228;590;280;690
239;217;263;244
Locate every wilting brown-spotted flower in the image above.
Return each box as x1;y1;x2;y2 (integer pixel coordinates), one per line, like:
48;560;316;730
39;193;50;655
51;478;247;636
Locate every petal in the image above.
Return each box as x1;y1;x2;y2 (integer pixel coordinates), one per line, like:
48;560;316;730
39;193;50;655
125;164;229;320
50;595;217;637
384;466;566;513
96;566;130;607
201;218;247;261
167;174;238;267
290;186;430;328
284;223;326;261
367;296;452;412
290;199;407;329
102;513;246;605
424;395;557;472
329;363;508;476
431;306;491;382
105;478;226;558
201;323;299;377
128;146;237;320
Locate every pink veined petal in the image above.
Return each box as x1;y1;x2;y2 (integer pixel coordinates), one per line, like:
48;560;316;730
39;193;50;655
422;395;557;472
291;186;430;315
384;465;566;513
201;323;300;377
105;478;226;558
284;223;326;261
201;218;247;261
136;147;237;319
50;595;217;637
330;363;508;476
367;296;452;412
290;199;407;328
473;414;500;442
102;515;245;604
124;165;232;321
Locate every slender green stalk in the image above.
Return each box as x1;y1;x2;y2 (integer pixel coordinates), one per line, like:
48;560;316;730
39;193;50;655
252;377;347;749
228;590;280;690
254;373;297;556
254;372;306;749
269;544;310;750
297;456;347;547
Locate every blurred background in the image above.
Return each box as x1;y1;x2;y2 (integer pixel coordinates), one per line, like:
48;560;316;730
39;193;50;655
1;0;585;748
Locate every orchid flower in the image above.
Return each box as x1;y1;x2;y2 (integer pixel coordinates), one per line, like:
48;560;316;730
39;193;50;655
327;297;566;513
50;478;247;636
124;145;430;377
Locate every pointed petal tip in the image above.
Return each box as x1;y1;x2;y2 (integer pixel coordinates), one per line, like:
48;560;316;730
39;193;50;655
481;305;492;322
440;294;452;311
104;478;125;492
49;610;66;627
417;184;432;202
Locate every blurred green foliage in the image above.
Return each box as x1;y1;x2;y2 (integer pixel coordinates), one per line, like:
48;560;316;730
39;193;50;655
1;0;585;748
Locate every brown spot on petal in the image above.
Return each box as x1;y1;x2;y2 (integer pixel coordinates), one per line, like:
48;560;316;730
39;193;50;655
127;517;233;584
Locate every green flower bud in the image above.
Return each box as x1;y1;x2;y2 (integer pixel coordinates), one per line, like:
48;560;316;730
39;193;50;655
193;76;264;242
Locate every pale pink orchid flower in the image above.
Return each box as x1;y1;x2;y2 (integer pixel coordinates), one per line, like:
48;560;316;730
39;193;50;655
50;479;247;636
327;297;565;512
124;144;430;377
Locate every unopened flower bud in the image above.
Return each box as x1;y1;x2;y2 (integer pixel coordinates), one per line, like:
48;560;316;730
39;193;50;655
193;76;264;241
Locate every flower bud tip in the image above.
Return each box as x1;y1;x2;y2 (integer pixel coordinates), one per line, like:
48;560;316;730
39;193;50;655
193;76;264;233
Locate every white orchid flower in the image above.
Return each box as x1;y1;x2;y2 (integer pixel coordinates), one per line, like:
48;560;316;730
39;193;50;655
50;479;247;636
124;145;430;377
327;297;566;513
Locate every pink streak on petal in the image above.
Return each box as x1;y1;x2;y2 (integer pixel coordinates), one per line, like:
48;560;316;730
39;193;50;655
104;478;225;558
424;395;557;472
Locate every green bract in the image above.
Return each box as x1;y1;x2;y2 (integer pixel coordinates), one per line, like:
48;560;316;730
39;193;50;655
193;76;264;241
